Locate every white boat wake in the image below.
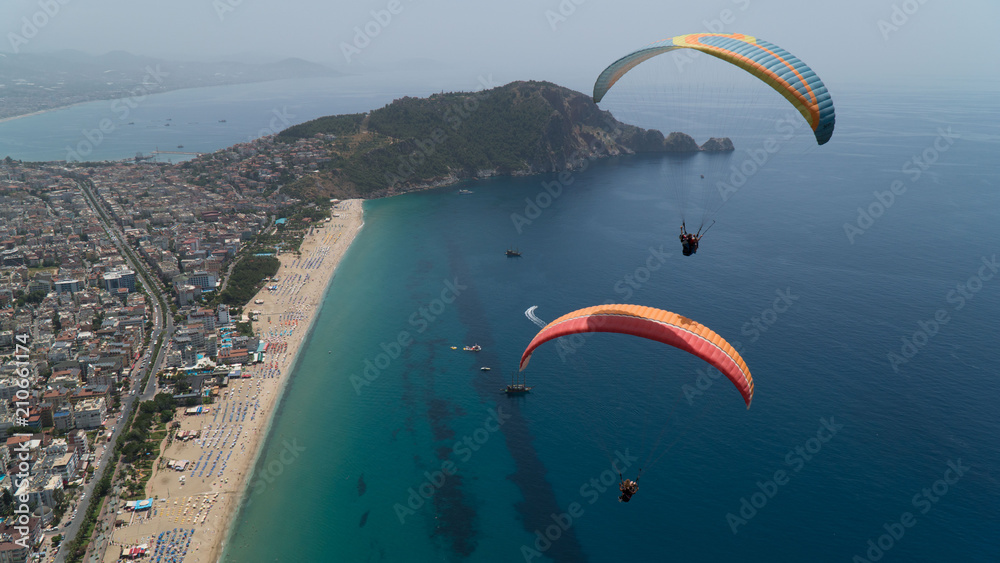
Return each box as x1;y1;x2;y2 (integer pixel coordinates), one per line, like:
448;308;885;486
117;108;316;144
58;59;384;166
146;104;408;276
525;306;547;328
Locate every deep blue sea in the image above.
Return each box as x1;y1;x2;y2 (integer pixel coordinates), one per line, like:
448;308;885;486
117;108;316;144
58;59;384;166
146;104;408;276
7;76;997;562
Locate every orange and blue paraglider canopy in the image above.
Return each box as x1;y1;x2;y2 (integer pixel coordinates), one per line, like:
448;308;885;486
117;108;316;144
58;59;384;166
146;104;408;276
593;33;835;145
519;304;754;407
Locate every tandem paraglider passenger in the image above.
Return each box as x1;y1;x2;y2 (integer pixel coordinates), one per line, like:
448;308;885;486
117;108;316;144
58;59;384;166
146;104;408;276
618;474;639;503
679;224;701;256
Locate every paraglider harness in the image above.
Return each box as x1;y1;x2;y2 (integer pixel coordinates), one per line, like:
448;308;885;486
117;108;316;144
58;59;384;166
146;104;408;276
618;471;641;503
679;221;714;256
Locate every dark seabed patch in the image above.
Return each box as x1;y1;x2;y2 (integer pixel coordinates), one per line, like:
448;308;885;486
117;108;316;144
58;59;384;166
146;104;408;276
364;538;385;563
358;474;367;496
446;242;588;563
416;337;479;557
428;398;459;442
429;470;477;557
359;510;370;527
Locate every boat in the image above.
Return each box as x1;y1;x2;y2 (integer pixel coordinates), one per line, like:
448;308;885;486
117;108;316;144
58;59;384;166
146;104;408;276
458;189;473;195
480;367;491;371
450;346;457;350
505;248;521;257
219;119;227;123
177;145;184;149
463;344;482;352
503;372;532;394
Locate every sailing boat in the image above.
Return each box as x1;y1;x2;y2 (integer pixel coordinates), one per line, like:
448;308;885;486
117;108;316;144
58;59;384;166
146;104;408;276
503;371;532;394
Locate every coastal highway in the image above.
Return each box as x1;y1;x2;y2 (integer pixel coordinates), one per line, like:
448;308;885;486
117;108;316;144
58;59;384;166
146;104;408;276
50;355;150;563
53;178;175;563
73;174;174;401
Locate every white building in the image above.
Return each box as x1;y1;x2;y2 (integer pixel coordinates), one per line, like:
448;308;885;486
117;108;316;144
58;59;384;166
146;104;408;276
54;279;82;294
34;448;78;485
15;473;63;508
103;269;136;293
73;397;106;429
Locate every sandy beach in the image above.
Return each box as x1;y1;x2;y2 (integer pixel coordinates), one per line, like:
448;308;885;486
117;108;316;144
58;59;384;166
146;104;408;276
0;102;92;124
105;200;364;563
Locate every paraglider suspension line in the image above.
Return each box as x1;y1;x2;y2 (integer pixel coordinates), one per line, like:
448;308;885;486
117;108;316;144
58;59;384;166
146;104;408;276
697;220;716;238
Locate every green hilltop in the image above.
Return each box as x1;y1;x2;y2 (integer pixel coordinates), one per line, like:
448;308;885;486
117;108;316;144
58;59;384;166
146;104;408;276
276;80;732;200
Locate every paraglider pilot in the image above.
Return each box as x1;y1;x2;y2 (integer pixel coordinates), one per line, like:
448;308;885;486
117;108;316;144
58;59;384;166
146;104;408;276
679;223;700;256
619;473;639;503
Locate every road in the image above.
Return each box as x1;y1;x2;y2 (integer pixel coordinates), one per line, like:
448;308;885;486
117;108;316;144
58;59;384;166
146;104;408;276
53;176;175;563
215;257;239;294
50;357;155;563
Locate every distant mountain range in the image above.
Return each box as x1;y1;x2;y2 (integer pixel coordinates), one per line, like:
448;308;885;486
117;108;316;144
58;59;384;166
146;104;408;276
0;51;340;120
271;80;733;199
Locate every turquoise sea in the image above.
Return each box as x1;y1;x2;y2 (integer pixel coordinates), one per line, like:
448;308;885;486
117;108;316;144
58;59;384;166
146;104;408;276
7;77;998;562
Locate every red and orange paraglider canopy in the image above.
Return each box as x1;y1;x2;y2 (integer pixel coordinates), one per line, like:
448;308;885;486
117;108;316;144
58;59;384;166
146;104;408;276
520;304;754;408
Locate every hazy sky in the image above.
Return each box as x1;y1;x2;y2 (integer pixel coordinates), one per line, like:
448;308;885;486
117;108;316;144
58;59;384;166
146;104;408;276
3;0;998;90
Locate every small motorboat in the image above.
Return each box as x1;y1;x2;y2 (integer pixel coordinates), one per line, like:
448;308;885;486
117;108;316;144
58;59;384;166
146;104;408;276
463;344;482;352
480;367;491;371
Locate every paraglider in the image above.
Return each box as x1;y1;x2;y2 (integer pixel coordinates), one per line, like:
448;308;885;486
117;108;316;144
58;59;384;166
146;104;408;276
679;221;712;256
520;304;753;407
593;33;836;145
619;474;639;503
680;230;699;256
518;305;753;503
593;33;836;236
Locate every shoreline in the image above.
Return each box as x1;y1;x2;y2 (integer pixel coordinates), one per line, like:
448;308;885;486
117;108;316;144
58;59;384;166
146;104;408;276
0;101;93;124
103;200;365;563
213;203;366;562
0;76;340;126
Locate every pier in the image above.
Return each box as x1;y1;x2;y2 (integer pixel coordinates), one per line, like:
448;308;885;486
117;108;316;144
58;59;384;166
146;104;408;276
151;150;204;156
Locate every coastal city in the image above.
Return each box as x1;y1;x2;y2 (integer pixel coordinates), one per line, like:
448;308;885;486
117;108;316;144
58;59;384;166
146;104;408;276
0;141;362;562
